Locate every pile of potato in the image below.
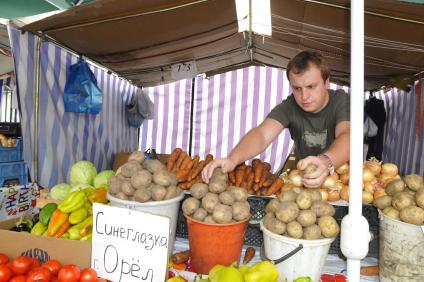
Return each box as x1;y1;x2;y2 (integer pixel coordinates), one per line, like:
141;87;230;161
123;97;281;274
182;169;251;224
263;187;340;240
0;134;17;147
108;151;182;202
373;174;424;225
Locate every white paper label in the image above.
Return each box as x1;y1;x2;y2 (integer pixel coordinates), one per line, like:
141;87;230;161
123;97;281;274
171;61;197;80
91;204;170;282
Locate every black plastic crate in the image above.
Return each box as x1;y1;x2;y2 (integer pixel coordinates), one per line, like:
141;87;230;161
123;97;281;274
329;205;379;258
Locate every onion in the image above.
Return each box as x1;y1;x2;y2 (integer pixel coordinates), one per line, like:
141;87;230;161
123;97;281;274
328;188;340;201
319;188;328;201
340;173;349;185
364;157;382;176
281;182;294;191
363;181;376;194
336;163;349;175
289;169;301;177
362;190;374;204
380;174;400;187
373;188;387;199
296;160;304;171
321;176;337;189
340;185;349;201
334;181;344;191
289;173;303;187
330;173;339;181
381;163;398;177
363;167;375;183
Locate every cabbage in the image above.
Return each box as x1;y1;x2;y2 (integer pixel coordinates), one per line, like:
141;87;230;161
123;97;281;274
93;170;116;188
50;183;72;200
70;183;95;193
69;160;97;186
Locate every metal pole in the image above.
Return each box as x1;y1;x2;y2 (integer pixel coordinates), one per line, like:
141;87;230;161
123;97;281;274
32;37;41;183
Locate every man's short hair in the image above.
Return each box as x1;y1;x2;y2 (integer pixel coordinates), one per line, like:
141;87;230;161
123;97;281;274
286;51;330;81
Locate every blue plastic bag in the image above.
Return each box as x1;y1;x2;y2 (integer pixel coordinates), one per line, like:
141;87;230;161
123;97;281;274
64;58;102;114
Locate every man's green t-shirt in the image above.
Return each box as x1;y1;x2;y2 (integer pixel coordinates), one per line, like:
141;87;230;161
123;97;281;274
267;89;350;161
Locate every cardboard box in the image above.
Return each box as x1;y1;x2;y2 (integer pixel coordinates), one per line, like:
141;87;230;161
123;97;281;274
113;152;132;171
0;219;91;268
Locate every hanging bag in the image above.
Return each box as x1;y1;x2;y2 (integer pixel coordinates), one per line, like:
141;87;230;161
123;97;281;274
64;58;102;114
125;88;154;127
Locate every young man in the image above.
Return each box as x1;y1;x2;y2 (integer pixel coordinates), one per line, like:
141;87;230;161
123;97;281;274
202;51;350;188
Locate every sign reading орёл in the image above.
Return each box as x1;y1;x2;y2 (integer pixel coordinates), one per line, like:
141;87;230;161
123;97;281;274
91;203;170;282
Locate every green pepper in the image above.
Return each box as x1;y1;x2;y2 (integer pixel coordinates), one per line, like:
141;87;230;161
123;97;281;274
61;232;70;239
88;188;108;204
30;222;47;236
47;209;69;237
58;191;87;213
208;264;243;282
244;261;279;282
80;233;92;241
293;277;312;282
39;203;58;225
67;215;93;240
69;207;88;225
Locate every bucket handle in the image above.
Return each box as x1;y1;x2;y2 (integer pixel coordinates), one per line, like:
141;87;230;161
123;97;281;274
260;243;303;264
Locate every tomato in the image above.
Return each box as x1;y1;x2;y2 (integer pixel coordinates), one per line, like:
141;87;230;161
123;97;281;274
42;260;62;276
0;254;9;265
79;268;97;282
9;275;26;282
57;264;80;282
31;258;41;268
11;256;33;275
27;266;53;282
0;264;12;282
95;279;107;282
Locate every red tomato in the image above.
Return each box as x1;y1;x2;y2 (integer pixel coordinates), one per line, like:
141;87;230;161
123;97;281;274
12;256;33;275
9;275;26;282
31;258;41;268
0;254;9;265
0;264;12;282
79;268;97;282
26;266;53;282
57;264;80;282
42;260;62;276
95;279;107;282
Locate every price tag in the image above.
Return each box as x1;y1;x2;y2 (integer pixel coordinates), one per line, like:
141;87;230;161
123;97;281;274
171;61;198;80
91;204;170;282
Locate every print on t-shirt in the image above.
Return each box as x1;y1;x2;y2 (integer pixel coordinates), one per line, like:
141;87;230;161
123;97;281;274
302;130;327;150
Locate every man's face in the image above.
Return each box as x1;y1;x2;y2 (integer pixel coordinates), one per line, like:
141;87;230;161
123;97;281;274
288;64;330;113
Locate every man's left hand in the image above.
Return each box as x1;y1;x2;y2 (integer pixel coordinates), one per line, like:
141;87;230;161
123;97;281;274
299;156;329;188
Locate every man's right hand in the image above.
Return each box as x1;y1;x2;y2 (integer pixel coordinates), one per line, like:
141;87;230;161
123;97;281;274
202;158;237;183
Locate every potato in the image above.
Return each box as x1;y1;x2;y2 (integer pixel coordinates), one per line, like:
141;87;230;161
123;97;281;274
151;185;167;201
264;217;286;235
133;188;152;203
383;206;400;220
128;151;145;164
296;190;313;209
130;169;152;189
297;210;317;227
114;191;128;200
309;189;322;202
416;188;424;209
153;170;174;186
275;201;299;223
228;186;248;202
210;168;228;182
318;216;340;238
265;198;280;213
232;201;251;221
278;189;298;202
143;159;166;174
116;173;129;182
164;185;181;200
392;192;415;211
108;176;123;195
399;206;424;225
193;208;208;221
303;224;322;240
287;221;303;239
208;180;227;194
121;181;135;196
219;191;235;206
182;197;200;216
121;161;143;177
204;215;217;224
202;192;219;213
404;174;424;192
191;183;209;199
311;201;335;217
373;195;392;210
212;204;233;224
386;179;405;196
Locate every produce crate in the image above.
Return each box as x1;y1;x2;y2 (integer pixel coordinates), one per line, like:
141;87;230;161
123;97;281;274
329;205;379;258
0;138;23;163
0;161;28;186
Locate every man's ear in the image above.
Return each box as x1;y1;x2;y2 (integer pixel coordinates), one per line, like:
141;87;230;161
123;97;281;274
324;77;330;88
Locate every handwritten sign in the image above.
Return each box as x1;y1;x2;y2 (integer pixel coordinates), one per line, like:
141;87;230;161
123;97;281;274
171;61;198;80
0;183;39;221
91;204;170;282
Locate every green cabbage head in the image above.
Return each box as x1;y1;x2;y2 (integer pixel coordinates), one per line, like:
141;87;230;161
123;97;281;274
93;170;116;189
50;183;72;200
69;160;97;186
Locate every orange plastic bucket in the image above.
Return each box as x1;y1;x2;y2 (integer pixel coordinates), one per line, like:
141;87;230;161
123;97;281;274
186;216;249;274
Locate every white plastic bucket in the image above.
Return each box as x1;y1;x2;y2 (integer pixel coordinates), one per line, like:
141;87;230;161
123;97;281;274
260;221;335;282
107;192;184;257
379;211;424;282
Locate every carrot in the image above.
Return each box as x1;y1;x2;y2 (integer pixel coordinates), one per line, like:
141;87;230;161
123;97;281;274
178;181;189;190
243;247;256;265
360;266;379;276
228;171;236;184
254;163;264;183
172;250;190;264
263;174;276;187
175;151;188;170
235;168;245;187
259;170;270;187
189;160;206;180
262;162;271;171
175;169;190;182
240;180;248;190
204;154;214;165
244;165;252;177
167;148;182;171
183;158;196;171
252;158;261;168
263;178;284;196
180;154;192;170
246;171;255;190
253;183;260;191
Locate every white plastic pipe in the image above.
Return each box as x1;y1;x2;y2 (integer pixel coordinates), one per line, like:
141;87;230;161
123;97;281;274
340;1;371;282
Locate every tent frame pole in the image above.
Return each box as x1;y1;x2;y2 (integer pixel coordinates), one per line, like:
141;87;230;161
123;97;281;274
32;36;41;183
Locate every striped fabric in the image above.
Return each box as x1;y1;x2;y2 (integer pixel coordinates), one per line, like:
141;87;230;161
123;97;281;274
8;25;138;188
